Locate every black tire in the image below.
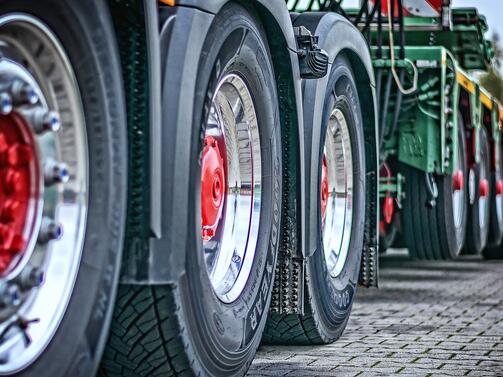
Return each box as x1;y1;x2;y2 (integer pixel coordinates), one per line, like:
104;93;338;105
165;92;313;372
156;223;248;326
100;4;282;377
0;1;127;376
483;244;503;259
486;139;503;249
465;127;491;254
263;55;365;345
483;151;503;259
402;117;468;260
379;216;398;253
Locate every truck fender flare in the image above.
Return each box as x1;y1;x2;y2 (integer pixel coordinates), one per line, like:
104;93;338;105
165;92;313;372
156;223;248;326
122;1;304;285
294;12;379;286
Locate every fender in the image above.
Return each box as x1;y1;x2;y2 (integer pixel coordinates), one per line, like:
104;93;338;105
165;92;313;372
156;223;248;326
294;12;379;287
122;0;305;284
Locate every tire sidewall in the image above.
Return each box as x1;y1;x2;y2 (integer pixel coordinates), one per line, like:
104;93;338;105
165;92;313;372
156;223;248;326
308;55;365;340
442;117;468;257
467;128;491;254
178;4;281;375
0;1;127;376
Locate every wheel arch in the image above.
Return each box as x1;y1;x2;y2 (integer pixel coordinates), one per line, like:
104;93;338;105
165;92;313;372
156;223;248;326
122;0;305;285
293;12;379;287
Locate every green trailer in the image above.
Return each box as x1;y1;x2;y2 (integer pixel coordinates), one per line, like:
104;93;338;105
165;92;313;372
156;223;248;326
290;0;503;260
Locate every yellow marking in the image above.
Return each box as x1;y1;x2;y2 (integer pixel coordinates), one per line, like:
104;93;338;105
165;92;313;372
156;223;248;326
159;0;175;5
480;90;493;110
456;71;475;94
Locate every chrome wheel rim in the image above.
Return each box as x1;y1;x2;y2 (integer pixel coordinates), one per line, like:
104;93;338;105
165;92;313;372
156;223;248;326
0;15;88;373
322;108;353;278
479;153;489;229
452;141;465;229
201;73;261;304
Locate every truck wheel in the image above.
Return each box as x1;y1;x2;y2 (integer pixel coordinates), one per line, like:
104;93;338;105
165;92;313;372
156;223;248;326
0;2;127;376
100;4;282;376
402;117;467;260
465;128;491;254
264;55;365;345
484;139;503;257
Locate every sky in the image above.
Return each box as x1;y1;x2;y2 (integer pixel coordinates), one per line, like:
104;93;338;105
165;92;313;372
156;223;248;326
453;0;503;40
290;1;502;39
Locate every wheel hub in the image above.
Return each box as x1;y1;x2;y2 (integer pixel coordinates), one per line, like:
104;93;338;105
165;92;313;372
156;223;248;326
0;114;38;274
479;178;489;198
383;197;395;225
322;108;353;278
0;15;89;373
201;136;225;241
496;179;503;196
380;163;395;225
320;155;329;221
201;74;262;304
452;170;464;191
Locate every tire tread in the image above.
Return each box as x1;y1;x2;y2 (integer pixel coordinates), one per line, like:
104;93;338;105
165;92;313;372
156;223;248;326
99;285;192;377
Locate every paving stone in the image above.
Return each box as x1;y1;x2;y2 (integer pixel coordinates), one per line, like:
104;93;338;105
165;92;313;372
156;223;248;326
248;256;503;377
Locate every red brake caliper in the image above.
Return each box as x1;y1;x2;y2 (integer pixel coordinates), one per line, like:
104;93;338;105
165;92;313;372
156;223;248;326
201;136;225;241
320;154;329;221
0;113;36;274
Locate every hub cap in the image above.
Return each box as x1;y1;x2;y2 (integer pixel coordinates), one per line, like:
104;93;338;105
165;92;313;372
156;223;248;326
201;74;261;304
452;133;466;231
479;154;489;229
0;113;39;273
0;15;88;373
452;167;465;230
321;108;353;278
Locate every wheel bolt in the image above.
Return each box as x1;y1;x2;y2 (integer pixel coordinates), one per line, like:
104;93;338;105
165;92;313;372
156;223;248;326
0;92;13;115
17;265;44;291
44;159;70;185
26;107;61;134
0;282;21;308
38;217;63;244
11;80;38;105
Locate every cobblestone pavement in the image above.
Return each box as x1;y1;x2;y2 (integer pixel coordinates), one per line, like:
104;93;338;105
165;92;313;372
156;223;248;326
249;252;503;376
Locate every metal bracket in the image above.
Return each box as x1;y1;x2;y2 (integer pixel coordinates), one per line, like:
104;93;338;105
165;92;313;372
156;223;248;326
294;26;329;79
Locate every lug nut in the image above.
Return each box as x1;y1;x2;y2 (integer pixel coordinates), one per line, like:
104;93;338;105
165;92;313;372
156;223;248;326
38;217;63;244
17;265;44;291
11;80;38;105
0;92;13;115
25;107;61;134
0;282;21;308
44;159;70;185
